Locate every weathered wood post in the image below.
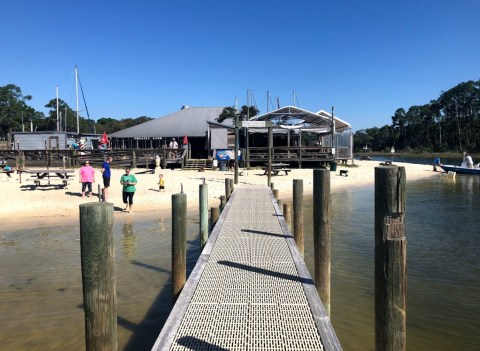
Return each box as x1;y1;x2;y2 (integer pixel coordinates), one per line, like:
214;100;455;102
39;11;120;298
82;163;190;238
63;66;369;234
229;178;234;194
199;183;208;248
313;168;331;316
219;195;226;212
225;178;231;199
131;151;136;169
172;193;187;302
98;184;102;202
273;189;279;200
283;202;292;229
210;206;220;232
79;202;116;351
278;199;284;212
375;165;406;351
162;149;167;169
293;179;304;256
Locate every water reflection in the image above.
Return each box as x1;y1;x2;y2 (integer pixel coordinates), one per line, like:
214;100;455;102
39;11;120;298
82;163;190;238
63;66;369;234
122;219;136;260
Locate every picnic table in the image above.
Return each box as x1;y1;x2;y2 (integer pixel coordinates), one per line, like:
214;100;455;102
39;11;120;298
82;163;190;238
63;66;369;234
22;169;75;189
262;163;292;176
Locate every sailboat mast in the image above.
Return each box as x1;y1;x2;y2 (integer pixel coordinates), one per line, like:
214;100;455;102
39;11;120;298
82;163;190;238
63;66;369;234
56;86;60;132
75;65;80;133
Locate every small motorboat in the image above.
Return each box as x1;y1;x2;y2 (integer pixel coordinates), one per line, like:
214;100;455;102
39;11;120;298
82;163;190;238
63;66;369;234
438;164;480;175
437;154;480;175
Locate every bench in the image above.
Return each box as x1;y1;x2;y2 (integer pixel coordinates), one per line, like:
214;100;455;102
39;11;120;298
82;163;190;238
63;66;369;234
26;178;70;189
340;170;349;177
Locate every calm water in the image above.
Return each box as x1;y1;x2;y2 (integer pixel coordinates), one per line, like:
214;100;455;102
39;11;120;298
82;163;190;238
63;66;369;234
1;174;479;350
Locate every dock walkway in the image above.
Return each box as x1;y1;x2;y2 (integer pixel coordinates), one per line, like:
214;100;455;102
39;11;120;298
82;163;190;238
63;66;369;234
152;185;341;350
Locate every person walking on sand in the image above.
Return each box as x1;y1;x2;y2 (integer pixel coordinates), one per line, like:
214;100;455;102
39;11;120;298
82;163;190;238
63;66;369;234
101;156;113;201
79;160;95;198
158;173;165;192
120;167;137;213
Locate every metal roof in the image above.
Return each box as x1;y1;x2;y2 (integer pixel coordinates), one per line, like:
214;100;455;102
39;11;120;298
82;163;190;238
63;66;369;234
110;106;227;138
250;106;351;133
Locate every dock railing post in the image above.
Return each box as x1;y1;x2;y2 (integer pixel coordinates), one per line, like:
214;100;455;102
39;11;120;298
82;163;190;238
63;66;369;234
199;183;208;248
293;179;304;256
313;168;331;316
273;189;279;200
219;195;226;212
375;165;406;351
229;178;234;194
210;206;220;232
131;151;136;169
225;178;231;200
79;202;117;351
172;193;187;302
283;202;292;230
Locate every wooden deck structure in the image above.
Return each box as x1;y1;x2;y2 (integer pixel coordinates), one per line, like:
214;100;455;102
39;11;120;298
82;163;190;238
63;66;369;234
152;185;342;351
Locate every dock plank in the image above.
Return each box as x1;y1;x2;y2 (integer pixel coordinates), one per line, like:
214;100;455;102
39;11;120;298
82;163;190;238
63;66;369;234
152;185;342;351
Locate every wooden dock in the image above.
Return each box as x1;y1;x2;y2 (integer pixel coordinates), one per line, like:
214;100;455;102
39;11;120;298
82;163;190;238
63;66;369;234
152;185;342;351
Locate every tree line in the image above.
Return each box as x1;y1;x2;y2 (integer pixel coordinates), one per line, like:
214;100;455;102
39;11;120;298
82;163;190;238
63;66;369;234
353;79;480;153
0;84;152;139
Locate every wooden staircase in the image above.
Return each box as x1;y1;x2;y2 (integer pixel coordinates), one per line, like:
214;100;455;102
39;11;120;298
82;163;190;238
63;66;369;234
184;159;213;171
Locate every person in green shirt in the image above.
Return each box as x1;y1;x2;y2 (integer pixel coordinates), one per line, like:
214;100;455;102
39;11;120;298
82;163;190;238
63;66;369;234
120;167;138;213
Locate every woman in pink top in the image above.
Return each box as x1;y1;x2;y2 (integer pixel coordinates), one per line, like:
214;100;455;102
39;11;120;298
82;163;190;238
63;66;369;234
79;160;95;198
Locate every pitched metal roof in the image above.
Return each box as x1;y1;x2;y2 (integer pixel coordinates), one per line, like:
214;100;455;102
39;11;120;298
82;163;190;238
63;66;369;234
250;106;351;132
110;107;227;138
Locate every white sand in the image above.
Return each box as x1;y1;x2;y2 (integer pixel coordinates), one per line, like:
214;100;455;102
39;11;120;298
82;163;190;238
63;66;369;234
0;160;436;225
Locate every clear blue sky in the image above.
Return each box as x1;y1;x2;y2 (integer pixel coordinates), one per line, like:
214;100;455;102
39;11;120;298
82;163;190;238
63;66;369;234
2;0;479;131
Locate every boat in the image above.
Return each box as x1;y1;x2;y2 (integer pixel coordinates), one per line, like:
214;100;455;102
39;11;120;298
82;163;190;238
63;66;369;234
438;154;480;175
438;164;480;175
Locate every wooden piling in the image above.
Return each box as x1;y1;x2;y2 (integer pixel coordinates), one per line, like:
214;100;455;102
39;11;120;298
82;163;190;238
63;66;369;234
98;184;102;202
162;150;167;169
273;189;279;200
210;206;220;232
79;202;116;351
313;168;331;316
172;193;187;302
219;195;226;212
278;199;284;212
229;178;234;194
199;184;208;248
225;178;231;199
131;151;136;168
283;202;292;229
293;179;304;256
375;166;406;351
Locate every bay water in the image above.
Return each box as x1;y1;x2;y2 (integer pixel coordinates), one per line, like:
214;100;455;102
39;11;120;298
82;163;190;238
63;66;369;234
1;172;479;350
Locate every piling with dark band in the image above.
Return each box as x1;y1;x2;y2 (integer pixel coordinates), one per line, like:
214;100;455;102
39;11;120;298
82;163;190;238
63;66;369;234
375;166;406;351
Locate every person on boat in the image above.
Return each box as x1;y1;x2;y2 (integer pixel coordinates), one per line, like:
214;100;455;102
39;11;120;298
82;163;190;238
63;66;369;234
433;157;441;171
465;154;473;168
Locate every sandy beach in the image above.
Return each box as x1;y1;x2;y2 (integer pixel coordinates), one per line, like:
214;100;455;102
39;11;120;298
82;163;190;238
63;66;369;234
0;160;436;225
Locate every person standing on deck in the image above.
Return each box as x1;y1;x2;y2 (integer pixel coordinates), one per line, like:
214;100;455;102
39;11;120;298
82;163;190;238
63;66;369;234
101;156;113;201
79;160;95;198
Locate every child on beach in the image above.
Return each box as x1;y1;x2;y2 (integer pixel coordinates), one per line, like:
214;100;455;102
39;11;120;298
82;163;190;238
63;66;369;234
158;174;165;192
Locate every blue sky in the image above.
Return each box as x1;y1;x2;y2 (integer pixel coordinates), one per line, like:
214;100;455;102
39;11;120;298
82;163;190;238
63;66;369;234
1;0;479;131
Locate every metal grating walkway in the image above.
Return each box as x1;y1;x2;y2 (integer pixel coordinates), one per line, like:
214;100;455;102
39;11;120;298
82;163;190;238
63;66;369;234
152;185;341;351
